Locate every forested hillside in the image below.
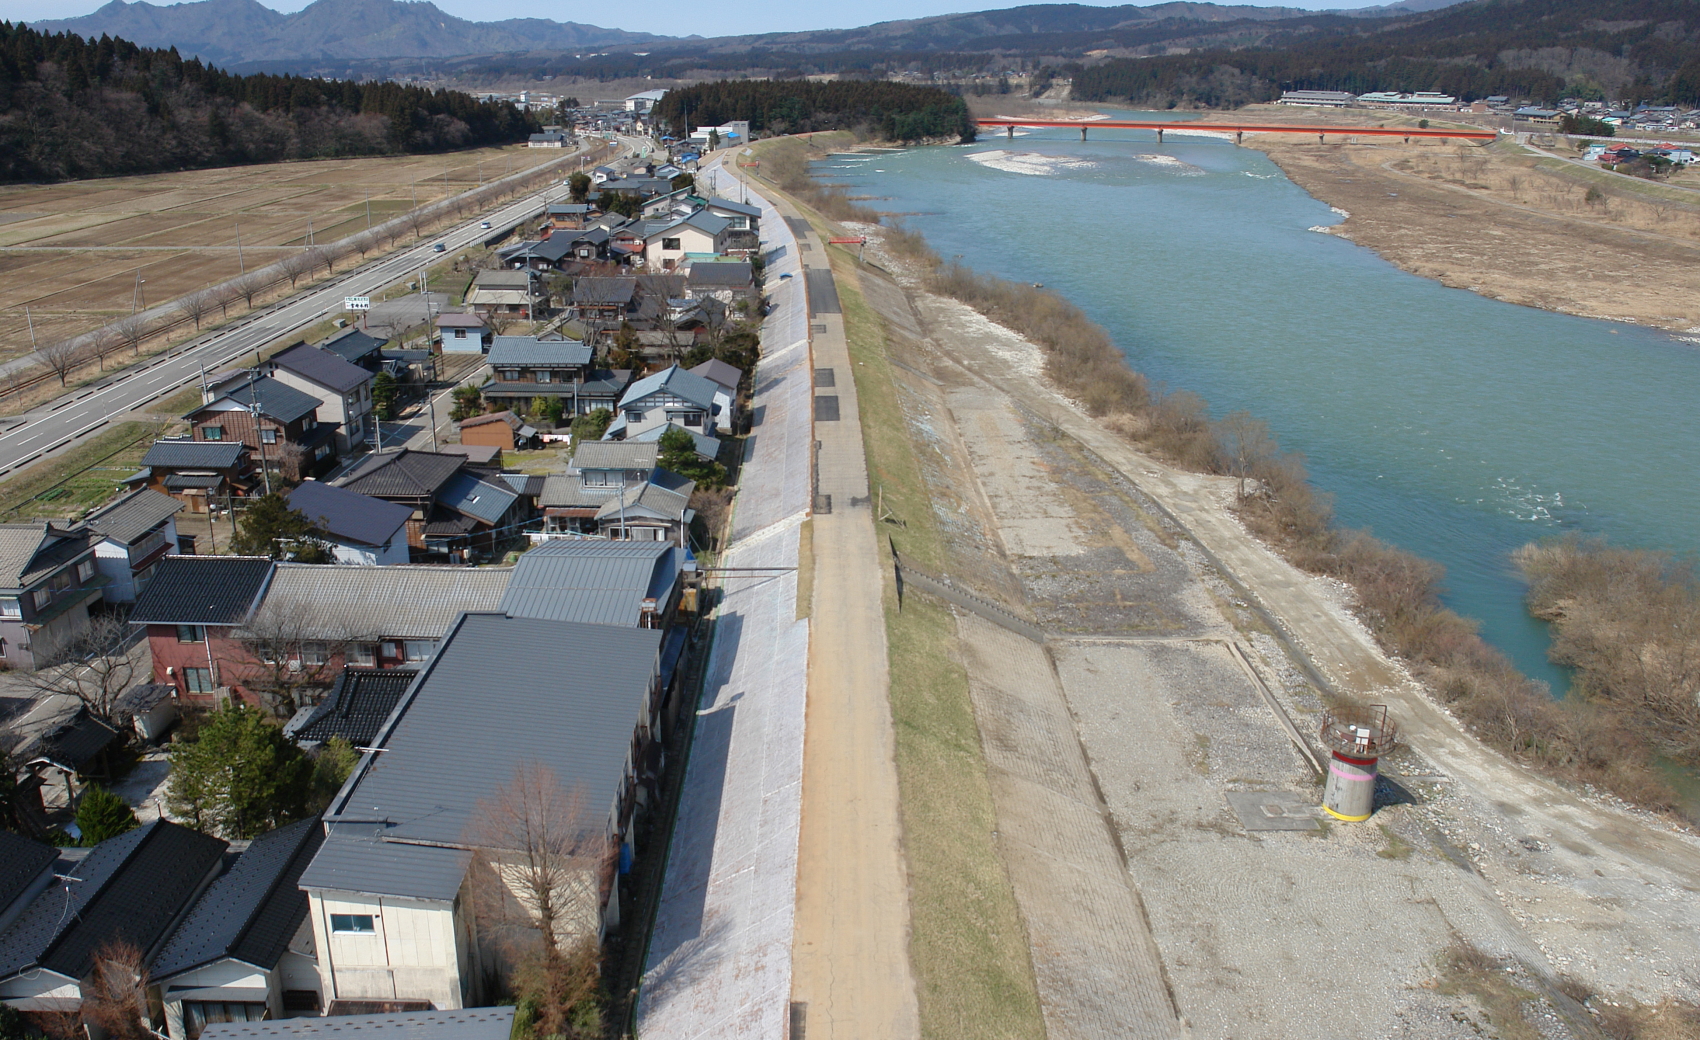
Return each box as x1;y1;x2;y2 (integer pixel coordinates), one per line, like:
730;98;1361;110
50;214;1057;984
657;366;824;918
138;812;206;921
655;81;974;143
1071;0;1700;107
0;23;539;182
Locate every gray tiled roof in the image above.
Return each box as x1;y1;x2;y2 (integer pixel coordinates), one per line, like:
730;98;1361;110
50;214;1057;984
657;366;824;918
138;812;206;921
287;481;411;549
595;471;694;522
334;450;464;500
0;523;89;590
83;488;182;546
254;564;511;641
164;473;225;490
129;556;274;626
0;821;227;983
324;612;661;853
435;472;518;526
472;269;532;290
573;277;637;307
271;343;372;395
297;832;471;904
685;262;753;287
199;376;323;425
627;422;720;459
571;441;658;471
538;475;615;510
200;1007;514;1040
0;832;55;916
689;358;743;392
151;818;324;979
319;328;387;365
704;196;761;218
141;439;246;470
499;541;681;626
487;337;592;368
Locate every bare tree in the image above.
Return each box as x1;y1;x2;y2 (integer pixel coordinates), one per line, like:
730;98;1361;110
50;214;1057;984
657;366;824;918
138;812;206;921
111;312;149;356
80;941;151;1040
211;280;244;317
87;323;123;371
467;763;611;960
178;287;214;330
406;205;429;240
280;251;315;288
233;271;267;309
234;600;367;718
38;336;85;386
352;231;378;258
1219;410;1278;499
304;245;334;277
26;615;141;725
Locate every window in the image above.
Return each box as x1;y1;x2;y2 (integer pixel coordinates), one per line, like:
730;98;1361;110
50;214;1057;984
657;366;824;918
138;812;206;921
454;328;467;339
403;640;435;663
260;429;277;445
380;640;398;659
535;370;551;383
50;570;72;592
500;369;521;381
176;624;205;644
0;598;18;620
330;914;376;934
304;417;316;430
661;237;681;251
351;643;376;665
183;1001;267;1039
202;426;223;441
300;642;328;666
679;412;705;427
32;589;51;611
183;667;214;693
315;444;332;459
625;409;646;423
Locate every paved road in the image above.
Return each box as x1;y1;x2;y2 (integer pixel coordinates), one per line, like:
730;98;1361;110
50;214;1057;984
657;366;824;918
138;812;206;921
0;147;619;479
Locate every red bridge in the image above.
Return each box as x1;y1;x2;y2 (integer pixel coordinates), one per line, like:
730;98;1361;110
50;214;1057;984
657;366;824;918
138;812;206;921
975;117;1499;144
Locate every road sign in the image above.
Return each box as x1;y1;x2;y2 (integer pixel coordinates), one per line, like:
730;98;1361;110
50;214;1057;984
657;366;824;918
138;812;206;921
343;296;370;312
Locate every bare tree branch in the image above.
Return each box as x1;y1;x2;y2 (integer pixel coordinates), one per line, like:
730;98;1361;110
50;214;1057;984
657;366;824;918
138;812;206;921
38;336;86;386
178;288;214;330
25;615;141;724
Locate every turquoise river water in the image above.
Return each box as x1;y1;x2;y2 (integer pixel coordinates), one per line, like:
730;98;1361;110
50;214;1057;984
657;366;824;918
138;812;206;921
816;119;1700;693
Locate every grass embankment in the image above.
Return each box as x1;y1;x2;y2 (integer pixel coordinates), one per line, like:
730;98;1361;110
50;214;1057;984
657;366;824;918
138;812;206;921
831;238;1045;1038
877;220;1695;821
0;421;165;520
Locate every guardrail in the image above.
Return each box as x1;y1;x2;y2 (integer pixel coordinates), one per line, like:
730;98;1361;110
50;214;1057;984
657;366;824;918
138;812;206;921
892;543;1045;643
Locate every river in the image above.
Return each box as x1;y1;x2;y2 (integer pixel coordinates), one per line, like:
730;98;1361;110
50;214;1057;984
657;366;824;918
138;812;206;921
816;120;1700;692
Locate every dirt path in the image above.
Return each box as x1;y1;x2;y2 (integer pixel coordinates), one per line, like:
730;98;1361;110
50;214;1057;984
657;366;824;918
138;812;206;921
786;209;922;1040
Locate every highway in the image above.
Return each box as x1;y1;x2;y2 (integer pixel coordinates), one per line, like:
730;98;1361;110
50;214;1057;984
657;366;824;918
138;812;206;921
0;145;627;479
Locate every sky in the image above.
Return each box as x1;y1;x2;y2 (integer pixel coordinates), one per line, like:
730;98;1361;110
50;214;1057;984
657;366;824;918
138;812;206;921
5;0;1360;39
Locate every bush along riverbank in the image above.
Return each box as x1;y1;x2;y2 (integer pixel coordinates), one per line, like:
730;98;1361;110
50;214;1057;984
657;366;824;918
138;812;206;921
786;160;1694;821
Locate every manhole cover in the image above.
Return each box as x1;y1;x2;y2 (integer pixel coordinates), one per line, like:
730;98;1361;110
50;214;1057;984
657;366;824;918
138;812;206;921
1225;790;1320;832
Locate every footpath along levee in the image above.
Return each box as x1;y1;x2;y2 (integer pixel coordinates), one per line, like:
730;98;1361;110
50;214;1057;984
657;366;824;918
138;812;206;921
636;159;812;1039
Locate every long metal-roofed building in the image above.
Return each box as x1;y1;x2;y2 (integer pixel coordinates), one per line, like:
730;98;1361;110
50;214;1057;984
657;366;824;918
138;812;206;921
199;1007;515;1040
297;611;667;1010
499;539;688;629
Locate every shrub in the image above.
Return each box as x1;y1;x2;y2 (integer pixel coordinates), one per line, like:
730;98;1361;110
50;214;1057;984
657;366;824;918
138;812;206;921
75;784;138;845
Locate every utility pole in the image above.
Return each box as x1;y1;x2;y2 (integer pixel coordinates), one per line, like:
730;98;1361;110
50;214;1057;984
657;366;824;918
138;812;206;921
307;218;314;247
427;390;439;451
236;223;245;273
365;194;372;229
131;270;144;314
249;370;272;496
24;305;36;349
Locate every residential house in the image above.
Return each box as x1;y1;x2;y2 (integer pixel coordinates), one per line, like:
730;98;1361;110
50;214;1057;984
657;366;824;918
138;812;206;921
689;358;743;429
187;376;338;483
299;611;667;1008
528;132;568;148
200;1009;515;1040
435;311;489;354
282;667;417;749
482;337;594;410
112;682;178;742
0;523;103;670
458;412;541;452
133;439;255;514
130;555;275;703
149;818;326;1038
465;269;539;321
18;706;126;813
82;488;183;603
332;450;467;554
264;343;376;455
286;481;412;567
642;212;732;271
0;831;56;934
0;821;227;1013
593;471;695;543
700;197;760;253
316;328;386;372
436;444;503;468
550;226;612;262
572;276;637;328
608;364;724;442
543;203;594;228
639;187;704;222
597;177;674;199
500;237;575;272
574;370;635;417
684;261;756;307
428;470;523;556
627;422;719;460
500;539;687;630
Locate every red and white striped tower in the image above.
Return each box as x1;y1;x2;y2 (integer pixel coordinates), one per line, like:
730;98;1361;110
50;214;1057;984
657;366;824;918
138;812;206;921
1319;706;1399;822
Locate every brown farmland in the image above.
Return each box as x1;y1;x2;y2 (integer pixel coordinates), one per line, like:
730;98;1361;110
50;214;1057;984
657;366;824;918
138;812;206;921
0;146;568;363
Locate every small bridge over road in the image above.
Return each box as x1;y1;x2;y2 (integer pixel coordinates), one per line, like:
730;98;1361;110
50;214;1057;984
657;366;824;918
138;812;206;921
975;117;1499;145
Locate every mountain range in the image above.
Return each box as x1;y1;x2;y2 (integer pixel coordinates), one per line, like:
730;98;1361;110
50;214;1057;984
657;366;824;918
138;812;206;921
31;0;1468;71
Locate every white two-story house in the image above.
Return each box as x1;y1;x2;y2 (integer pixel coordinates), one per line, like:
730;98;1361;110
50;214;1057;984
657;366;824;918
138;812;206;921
265;343;375;455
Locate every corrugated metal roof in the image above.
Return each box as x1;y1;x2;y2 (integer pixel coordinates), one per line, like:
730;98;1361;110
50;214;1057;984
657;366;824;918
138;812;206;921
83;488;183;546
287;481;411;549
129;556;274;625
256;564;511;641
296;833;470;903
571;441;657;471
324;612;661;856
618;364;720;411
200;1006;514;1040
318;328;386;365
538;475;614;510
499;541;678;626
151;818;323;979
595;473;694;522
487;337;592;368
141;439;246;469
435;472;518;526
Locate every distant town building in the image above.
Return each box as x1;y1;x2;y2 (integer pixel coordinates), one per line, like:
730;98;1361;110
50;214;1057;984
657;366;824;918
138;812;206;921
1277;90;1356;108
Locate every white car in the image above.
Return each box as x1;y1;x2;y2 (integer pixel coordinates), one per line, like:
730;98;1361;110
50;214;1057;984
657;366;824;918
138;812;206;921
480;220;493;229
